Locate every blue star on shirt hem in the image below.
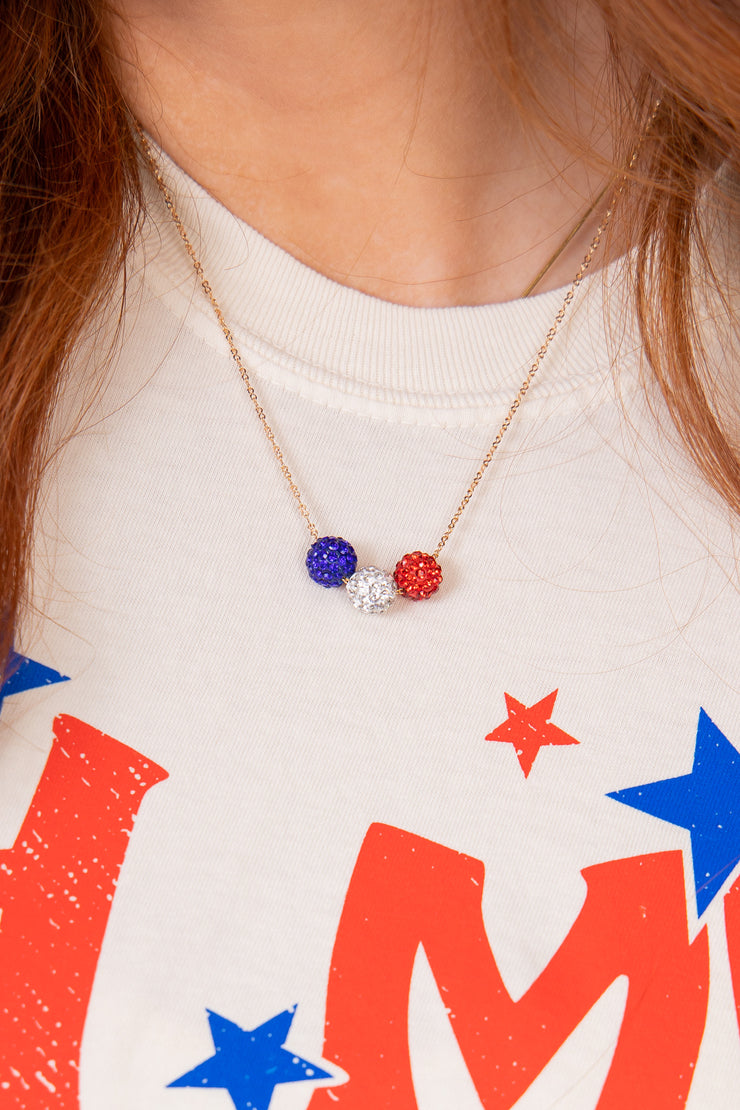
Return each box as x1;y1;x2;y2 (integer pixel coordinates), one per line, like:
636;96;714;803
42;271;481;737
608;707;740;916
168;1006;333;1110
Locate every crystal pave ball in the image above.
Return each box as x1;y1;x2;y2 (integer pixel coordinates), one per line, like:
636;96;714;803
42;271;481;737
393;551;442;599
345;567;397;613
306;536;358;587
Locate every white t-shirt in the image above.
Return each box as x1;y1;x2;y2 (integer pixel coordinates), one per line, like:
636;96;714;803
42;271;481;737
2;149;740;1110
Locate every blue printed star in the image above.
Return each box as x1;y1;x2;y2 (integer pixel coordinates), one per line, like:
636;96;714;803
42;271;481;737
0;650;69;715
608;708;740;916
168;1006;332;1110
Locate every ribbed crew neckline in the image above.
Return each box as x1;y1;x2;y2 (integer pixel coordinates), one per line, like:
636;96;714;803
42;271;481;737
137;142;633;421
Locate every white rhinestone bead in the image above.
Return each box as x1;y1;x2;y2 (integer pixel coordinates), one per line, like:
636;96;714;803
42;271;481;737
345;566;397;613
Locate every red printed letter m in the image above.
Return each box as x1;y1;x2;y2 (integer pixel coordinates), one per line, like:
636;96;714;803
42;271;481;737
310;823;709;1110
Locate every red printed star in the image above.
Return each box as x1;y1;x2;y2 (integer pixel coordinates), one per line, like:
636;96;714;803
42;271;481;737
485;689;579;777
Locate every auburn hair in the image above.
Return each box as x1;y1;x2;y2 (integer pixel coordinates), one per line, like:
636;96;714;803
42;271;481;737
1;0;739;673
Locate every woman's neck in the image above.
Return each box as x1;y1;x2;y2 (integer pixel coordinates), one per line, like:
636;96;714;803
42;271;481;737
111;0;615;306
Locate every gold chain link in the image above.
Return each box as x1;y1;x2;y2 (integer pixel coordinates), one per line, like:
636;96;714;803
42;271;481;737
432;108;658;558
137;128;320;542
136;101;659;560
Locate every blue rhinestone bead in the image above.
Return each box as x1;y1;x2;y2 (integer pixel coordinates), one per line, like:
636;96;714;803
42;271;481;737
306;536;358;587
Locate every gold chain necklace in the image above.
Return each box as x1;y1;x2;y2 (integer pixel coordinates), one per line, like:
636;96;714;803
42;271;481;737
136;108;657;613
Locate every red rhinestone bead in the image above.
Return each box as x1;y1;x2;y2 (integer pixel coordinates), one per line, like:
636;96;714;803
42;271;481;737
393;551;442;600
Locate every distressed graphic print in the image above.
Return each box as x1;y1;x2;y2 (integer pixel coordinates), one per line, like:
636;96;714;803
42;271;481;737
3;683;740;1110
0;650;69;712
0;714;168;1107
169;1006;333;1109
485;688;579;777
608;707;740;915
307;708;740;1109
